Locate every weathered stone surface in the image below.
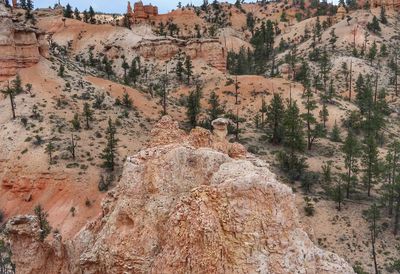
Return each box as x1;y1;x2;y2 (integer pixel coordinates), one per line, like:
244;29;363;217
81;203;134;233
132;38;227;72
5;117;355;274
0;3;48;80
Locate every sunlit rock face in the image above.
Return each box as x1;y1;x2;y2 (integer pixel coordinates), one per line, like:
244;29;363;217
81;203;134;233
0;2;48;81
5;117;355;274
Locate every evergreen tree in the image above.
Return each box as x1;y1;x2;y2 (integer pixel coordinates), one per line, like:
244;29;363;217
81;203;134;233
83;102;93;129
63;4;73;18
26;0;33;10
362;135;380;197
331;180;345;211
319;103;329;129
186;83;202;128
246;12;255;36
368;41;377;65
128;57;140;84
45;141;55;164
100;118;118;171
184;56;193;84
121;56;129;83
20;0;27;9
58;64;65;77
301;88;324;150
175;58;184;82
367;16;381;33
74;7;81;20
383;141;400;220
330;120;342;142
363;203;380;274
394;179;400;235
12;74;23;94
342;130;361;198
207;91;224;122
67;134;77;160
380;5;387;24
102;56;113;79
122;92;133;109
83;9;89;23
1;81;17;119
266;93;285;145
283;100;305;155
89;6;96;24
34;205;51;242
329;28;338;51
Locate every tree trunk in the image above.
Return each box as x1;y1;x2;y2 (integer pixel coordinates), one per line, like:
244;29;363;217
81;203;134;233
349;61;353;101
10;93;16;120
394;194;400;235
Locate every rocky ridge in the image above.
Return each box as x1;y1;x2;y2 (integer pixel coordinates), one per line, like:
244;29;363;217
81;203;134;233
4;116;354;274
0;2;48;80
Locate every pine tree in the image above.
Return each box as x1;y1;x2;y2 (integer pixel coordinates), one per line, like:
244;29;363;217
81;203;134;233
368;41;377;65
330;120;342;142
45;141;55;164
1;81;17;119
363;203;380;274
331;180;345;211
83;102;93;129
71;113;81;130
121;56;129;83
26;0;33;10
207;91;224;122
89;6;96;24
128;57;140;84
101;118;118;171
176;58;184;82
122;92;133;109
329;28;338;51
283;100;305;155
382;141;400;220
186;83;202;128
102;56;113;79
380;5;387;25
12;74;23;94
266;93;285;145
246;12;255;36
58;64;65;77
319;103;329;129
342;129;361;199
301;88;324;150
63;4;73;18
184;56;193;84
20;0;27;9
34;205;51;242
367;16;381;33
83;10;89;23
362;135;380;197
74;7;81;20
67;134;77;160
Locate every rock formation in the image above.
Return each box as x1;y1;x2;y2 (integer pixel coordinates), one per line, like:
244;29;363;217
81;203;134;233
5;116;355;274
132;38;227;72
0;2;48;80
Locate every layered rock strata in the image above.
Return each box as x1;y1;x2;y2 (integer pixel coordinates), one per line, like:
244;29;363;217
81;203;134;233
0;3;48;80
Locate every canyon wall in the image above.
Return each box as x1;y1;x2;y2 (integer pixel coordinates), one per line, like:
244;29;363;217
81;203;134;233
132;38;227;72
0;3;48;81
5;117;354;274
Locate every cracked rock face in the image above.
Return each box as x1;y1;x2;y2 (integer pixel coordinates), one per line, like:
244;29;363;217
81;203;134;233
5;117;355;274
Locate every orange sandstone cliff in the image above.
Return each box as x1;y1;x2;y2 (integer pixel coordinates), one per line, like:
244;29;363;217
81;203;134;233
5;116;355;274
0;3;48;81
